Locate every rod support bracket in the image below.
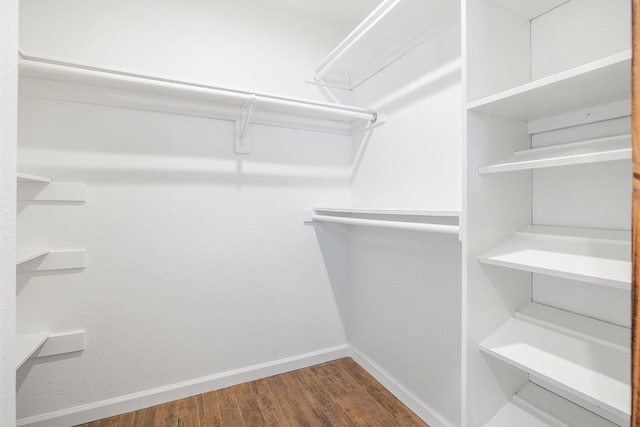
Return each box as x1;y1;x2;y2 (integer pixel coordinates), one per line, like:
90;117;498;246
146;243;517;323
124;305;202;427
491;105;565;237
235;94;257;154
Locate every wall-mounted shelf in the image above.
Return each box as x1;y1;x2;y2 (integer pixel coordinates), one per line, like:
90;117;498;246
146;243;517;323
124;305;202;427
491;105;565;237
17;172;52;183
303;207;460;235
480;303;630;426
467;50;631;121
478;134;631;174
16;248;50;265
486;382;617;427
486;0;569;20
479;226;630;289
16;332;50;369
16;330;85;369
16;249;86;272
308;0;459;90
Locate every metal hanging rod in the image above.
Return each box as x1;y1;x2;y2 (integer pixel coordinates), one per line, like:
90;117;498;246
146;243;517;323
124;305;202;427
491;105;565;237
309;213;460;235
18;50;378;123
313;0;404;81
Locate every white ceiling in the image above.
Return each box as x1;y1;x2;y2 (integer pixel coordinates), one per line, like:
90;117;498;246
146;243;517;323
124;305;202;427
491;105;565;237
253;0;384;32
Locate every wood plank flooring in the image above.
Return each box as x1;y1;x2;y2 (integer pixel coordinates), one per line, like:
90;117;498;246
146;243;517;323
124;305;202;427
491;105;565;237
75;357;429;426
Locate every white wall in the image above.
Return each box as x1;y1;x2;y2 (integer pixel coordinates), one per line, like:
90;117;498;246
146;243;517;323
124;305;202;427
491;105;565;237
0;0;18;424
342;20;463;427
19;0;356;101
17;2;357;423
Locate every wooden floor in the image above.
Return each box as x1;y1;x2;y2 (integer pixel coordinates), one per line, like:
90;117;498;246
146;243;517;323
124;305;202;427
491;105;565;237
75;357;429;426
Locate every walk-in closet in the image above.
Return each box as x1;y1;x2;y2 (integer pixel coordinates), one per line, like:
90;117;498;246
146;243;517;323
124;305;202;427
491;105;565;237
0;0;636;426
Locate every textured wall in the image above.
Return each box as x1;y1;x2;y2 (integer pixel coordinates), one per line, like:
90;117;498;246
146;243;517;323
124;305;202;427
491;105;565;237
0;0;18;424
16;0;356;421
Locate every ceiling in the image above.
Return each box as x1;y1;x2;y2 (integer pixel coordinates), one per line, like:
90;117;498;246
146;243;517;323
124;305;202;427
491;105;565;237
253;0;384;32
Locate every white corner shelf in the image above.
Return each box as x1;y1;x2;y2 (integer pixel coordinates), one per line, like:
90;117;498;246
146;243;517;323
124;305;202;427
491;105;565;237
486;0;569;20
480;303;630;426
16;249;86;272
478;226;631;290
486;382;618;427
309;0;459;89
467;50;631;121
304;207;460;235
478;134;631;174
17;172;52;183
16;248;50;265
16;332;50;369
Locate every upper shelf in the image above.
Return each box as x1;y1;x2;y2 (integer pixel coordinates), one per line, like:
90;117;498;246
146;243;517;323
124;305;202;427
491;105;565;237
478;134;631;174
309;0;459;90
479;226;631;290
467;50;631;122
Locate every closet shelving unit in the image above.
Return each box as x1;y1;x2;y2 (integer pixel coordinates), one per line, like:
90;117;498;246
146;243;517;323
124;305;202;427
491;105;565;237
465;0;631;426
307;0;459;90
303;207;460;236
16;172;86;368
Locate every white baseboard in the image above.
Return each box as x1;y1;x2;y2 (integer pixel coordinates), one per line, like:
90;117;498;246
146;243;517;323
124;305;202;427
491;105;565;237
17;344;349;427
348;346;455;427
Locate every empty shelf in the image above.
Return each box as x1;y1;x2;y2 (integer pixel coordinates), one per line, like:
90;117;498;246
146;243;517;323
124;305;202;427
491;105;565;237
467;50;631;121
480;304;630;425
479;226;631;289
16;332;49;369
17;172;52;183
16;248;50;265
478;134;631;174
486;382;617;427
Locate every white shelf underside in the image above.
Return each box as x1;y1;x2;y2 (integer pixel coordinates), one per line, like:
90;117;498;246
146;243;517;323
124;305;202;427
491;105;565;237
16;332;49;369
478;134;631;174
468;50;631;121
16;248;50;265
480;304;630;425
479;226;631;289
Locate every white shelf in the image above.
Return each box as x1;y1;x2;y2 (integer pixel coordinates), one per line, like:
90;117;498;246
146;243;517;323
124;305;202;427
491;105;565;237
17;172;51;183
467;50;631;121
480;304;630;425
16;248;50;265
479;226;631;290
310;0;459;89
16;332;49;369
478;134;631;174
487;0;569;20
486;382;617;427
312;207;460;217
304;207;460;235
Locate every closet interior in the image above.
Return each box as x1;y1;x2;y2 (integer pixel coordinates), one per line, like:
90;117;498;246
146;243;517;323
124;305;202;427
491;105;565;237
9;0;633;426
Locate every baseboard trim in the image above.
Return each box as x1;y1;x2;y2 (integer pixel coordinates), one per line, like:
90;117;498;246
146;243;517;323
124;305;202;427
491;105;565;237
17;344;350;427
348;346;455;427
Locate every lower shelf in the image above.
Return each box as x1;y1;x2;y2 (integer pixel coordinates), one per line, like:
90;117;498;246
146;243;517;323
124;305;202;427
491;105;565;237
16;332;50;369
486;382;617;427
16;330;85;369
480;303;630;426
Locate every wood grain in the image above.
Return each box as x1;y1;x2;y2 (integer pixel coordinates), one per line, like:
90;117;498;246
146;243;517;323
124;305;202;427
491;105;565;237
634;0;640;425
74;358;429;426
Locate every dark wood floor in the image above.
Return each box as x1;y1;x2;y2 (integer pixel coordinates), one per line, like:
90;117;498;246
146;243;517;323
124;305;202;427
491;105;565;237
75;357;429;426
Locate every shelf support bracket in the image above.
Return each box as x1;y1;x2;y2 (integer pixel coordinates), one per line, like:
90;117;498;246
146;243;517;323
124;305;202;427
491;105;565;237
236;94;256;154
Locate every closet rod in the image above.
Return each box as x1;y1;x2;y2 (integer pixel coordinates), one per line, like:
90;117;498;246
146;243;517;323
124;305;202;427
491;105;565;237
18;50;378;123
311;214;460;235
313;0;403;81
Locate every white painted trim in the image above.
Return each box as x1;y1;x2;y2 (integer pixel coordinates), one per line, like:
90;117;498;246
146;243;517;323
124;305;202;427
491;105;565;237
348;346;455;427
17;344;349;427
